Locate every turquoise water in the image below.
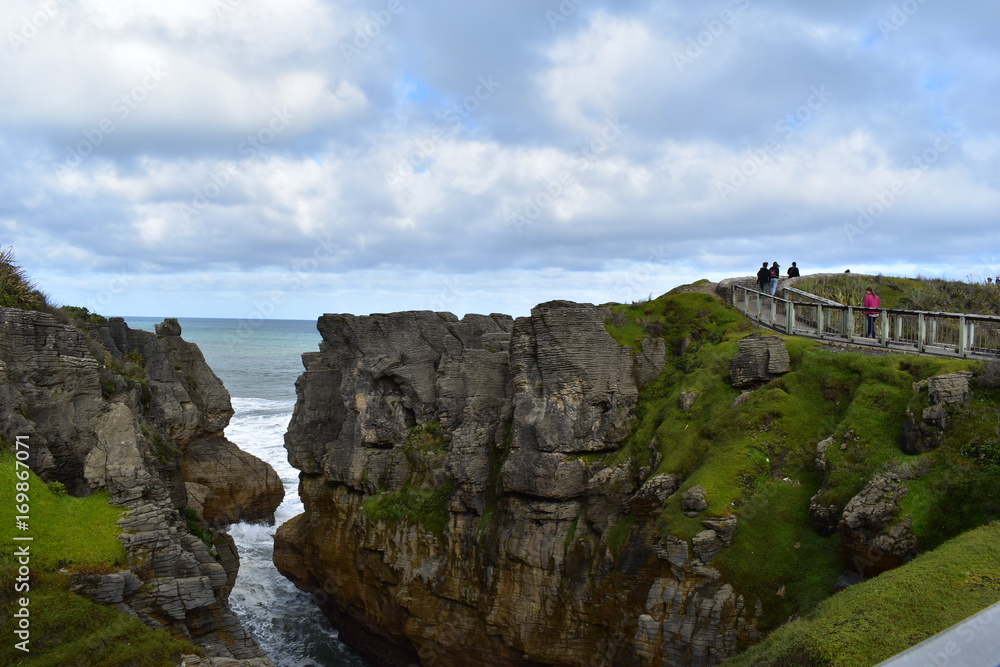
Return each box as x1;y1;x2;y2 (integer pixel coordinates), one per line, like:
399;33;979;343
124;317;369;667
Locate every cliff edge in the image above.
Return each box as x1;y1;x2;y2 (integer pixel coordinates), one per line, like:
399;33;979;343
274;300;758;666
0;308;283;663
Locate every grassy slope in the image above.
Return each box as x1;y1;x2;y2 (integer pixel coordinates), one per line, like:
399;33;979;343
604;284;1000;657
725;520;1000;666
0;451;199;666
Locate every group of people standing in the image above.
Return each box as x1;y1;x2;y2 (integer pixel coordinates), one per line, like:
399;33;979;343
755;261;800;295
752;261;881;337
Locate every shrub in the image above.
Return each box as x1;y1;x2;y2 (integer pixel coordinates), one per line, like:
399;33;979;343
0;247;47;310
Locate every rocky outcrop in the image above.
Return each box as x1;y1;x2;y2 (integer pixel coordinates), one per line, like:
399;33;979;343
275;301;758;667
838;472;918;577
0;307;282;662
901;371;972;454
729;334;790;388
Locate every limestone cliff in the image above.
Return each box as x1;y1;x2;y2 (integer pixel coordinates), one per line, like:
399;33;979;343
0;308;283;663
274;301;759;666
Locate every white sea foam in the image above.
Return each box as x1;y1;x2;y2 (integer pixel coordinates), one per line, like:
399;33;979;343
226;397;367;666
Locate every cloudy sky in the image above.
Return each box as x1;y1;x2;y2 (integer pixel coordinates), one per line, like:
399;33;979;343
3;0;999;320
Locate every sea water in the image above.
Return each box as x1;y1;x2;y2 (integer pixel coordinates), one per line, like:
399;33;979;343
124;317;369;667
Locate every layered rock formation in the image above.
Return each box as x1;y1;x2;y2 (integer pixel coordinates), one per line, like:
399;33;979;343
274;301;760;666
0;308;283;663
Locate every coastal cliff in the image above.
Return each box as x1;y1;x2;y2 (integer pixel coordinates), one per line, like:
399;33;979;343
273;300;760;666
0;308;283;664
275;285;1000;666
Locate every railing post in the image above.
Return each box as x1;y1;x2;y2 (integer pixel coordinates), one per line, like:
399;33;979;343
786;301;795;335
958;316;967;357
929;319;937;345
895;314;903;342
880;310;889;346
770;297;777;326
918;313;926;352
969;321;976;355
846;307;854;343
817;305;824;338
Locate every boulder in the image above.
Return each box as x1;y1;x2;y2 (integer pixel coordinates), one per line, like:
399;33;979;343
729;335;790;388
839;473;918;577
682;485;708;514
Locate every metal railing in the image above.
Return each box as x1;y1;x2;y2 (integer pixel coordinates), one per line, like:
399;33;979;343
732;285;1000;359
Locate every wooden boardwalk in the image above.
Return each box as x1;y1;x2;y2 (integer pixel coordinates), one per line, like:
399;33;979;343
732;285;1000;360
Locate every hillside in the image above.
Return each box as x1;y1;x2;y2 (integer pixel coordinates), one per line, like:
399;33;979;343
274;281;1000;666
5;248;1000;666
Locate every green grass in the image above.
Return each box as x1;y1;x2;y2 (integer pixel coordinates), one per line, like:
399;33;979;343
0;576;195;666
597;289;989;635
0;451;200;665
0;452;126;570
361;481;456;538
725;521;1000;666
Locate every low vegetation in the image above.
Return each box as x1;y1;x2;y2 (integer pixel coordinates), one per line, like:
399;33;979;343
794;272;1000;314
603;284;1000;650
726;521;1000;666
0;449;199;666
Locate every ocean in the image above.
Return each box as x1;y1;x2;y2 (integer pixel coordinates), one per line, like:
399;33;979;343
124;317;369;667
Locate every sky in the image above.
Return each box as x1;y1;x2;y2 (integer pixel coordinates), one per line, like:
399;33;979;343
3;0;1000;321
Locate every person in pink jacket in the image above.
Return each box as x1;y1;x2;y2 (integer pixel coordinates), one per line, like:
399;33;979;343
863;287;880;338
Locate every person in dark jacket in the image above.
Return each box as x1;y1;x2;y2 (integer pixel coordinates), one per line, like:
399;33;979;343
787;262;800;277
756;262;770;292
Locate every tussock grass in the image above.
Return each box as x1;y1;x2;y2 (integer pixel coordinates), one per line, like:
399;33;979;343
0;247;47;311
795;273;1000;314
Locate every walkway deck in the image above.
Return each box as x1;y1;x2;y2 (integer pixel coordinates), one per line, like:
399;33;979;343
731;284;1000;359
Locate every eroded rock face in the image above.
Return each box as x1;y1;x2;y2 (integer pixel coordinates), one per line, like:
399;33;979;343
900;371;973;455
275;302;758;666
729;334;790;388
0;308;281;663
838;472;918;577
